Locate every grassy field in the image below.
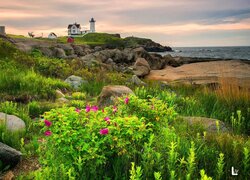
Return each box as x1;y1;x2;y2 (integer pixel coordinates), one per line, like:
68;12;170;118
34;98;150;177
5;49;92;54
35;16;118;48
0;36;249;179
7;33;155;48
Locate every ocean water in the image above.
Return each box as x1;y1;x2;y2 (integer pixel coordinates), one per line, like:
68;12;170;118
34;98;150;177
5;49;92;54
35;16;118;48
160;46;250;60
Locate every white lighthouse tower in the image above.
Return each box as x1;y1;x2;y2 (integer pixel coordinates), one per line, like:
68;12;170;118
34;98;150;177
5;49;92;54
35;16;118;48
89;18;96;33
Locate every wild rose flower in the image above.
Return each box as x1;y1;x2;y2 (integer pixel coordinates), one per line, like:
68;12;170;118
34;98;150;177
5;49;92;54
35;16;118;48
124;97;129;104
85;105;91;112
91;106;98;112
75;108;81;113
113;106;118;113
44;130;52;136
44;120;52;127
100;128;109;135
104;117;110;121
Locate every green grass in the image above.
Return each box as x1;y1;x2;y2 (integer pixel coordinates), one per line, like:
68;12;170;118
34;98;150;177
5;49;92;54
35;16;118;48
57;33;124;47
7;34;28;39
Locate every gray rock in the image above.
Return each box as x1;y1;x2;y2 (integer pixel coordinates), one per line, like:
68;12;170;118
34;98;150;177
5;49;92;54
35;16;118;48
149;53;166;69
0;112;26;132
57;44;74;56
0;142;22;168
38;47;53;57
53;47;66;58
164;54;180;67
106;58;114;64
97;85;134;108
66;54;78;59
64;75;87;89
94;46;103;51
81;54;96;62
72;45;85;56
182;116;229;133
131;75;146;86
133;58;151;77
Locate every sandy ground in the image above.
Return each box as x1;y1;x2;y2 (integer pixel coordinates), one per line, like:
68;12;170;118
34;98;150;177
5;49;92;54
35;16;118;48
146;60;250;88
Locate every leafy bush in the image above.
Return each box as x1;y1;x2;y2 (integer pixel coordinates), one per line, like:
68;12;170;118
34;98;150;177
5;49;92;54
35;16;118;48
33;95;175;179
71;92;86;100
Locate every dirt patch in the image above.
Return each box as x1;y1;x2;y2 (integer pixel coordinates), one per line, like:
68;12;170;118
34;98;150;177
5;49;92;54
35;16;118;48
12;156;40;178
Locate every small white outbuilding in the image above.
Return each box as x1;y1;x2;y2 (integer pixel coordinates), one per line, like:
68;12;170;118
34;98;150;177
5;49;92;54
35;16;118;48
48;32;57;39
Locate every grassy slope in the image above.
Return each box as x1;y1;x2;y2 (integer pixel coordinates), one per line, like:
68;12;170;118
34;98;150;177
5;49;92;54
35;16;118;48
7;33;155;48
57;33;123;46
0;38;69;101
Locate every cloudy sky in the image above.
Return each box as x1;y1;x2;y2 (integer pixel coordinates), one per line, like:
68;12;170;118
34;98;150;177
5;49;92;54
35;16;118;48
1;0;250;46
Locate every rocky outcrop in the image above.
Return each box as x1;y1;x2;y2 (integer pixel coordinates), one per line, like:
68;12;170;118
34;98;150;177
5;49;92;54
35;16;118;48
64;75;88;89
124;36;172;52
0;142;22;168
97;85;134;108
133;58;151;77
5;36;176;72
0;112;26;132
146;60;250;89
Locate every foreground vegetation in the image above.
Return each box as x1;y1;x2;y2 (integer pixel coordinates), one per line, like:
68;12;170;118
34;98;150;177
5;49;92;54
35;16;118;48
0;37;249;179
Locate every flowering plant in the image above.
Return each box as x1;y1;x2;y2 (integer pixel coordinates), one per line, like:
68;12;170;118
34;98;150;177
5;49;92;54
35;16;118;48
39;95;176;178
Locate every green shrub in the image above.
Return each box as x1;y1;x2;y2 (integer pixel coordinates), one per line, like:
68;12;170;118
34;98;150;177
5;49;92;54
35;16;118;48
35;95;176;179
71;92;86;100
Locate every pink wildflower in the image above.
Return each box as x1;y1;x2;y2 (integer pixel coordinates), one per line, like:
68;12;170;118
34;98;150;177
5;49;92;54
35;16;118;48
113;106;118;113
104;117;110;121
44;130;52;136
100;128;109;135
91;106;98;112
44;120;52;127
75;108;81;113
85;105;91;112
124;97;129;104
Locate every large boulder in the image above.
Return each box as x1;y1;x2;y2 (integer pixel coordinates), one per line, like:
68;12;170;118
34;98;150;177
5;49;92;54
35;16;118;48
0;112;26;132
182;116;229;133
97;85;134;108
133;47;165;70
0;142;22;168
148;53;166;69
164;54;180;67
133;58;151;77
64;75;87;89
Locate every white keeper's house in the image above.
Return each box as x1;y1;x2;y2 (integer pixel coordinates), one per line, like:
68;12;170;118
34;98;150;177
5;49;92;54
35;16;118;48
68;18;96;37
